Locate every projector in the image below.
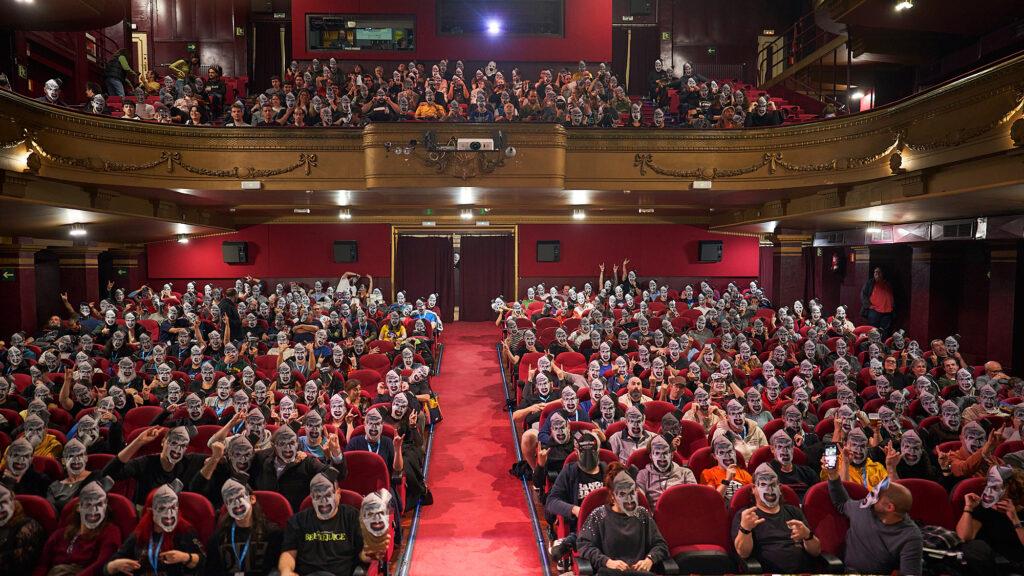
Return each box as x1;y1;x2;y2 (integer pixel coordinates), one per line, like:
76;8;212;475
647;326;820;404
456;138;495;151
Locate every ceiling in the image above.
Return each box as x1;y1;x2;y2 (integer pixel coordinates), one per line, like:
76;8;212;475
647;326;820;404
0;196;226;244
2;0;128;31
836;0;1023;36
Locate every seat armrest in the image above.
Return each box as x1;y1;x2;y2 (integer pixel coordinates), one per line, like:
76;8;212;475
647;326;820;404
737;556;763;574
576;556;594;575
818;552;846;573
658;557;681;575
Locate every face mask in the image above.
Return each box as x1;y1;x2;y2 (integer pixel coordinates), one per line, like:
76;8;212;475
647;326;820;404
962;423;987;454
981;466;1013;508
549;413;570;444
753;465;782;507
365;411;383;442
847;430;869;466
650;436;673;473
163;427;190;465
391;393;410;419
726;400;745;430
245;410;266;439
612;471;640;517
274;427;299;463
361;492;391;537
941;402;961;430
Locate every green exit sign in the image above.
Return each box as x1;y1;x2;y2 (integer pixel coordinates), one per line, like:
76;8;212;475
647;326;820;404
115;267;128;277
186;42;197;52
707;46;717;56
1;268;15;281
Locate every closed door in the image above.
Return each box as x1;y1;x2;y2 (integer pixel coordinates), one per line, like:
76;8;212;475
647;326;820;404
394;235;455;323
458;234;514;322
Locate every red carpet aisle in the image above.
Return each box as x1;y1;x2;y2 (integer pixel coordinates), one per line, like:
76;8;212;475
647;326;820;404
409;322;541;575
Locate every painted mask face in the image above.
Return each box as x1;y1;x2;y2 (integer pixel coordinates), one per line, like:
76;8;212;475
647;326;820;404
981;466;1013;508
846;429;869;466
549;413;570;444
274;427;299;463
594;394;616;422
626;407;645;437
957;369;974;392
279;396;296;420
231;390;249;417
753;465;782;507
765;378;781;401
727;400;745;429
304;380;320;406
560;386;579;412
612;471;640;517
160;427;189;465
61;439;88;477
713;437;736;468
78;480;108;530
328;392;347;420
77;415;100;447
4;439;33;478
880;407;901;435
962;423;987;454
980;386;998;410
23;414;47;447
216;378;232;401
941;401;961;430
245;409;266;440
921;393;939;416
152;485;180;533
391;393;410;420
305;410;324;442
900;432;923;465
309;472;338;520
361;492;391;537
365;409;384;441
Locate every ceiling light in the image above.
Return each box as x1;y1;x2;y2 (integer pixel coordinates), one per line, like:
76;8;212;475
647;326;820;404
850;90;865;100
69;223;86;236
338;209;352;220
572;209;586;220
638;208;655;214
486;19;502;35
460;209;473;220
457;187;475;205
895;0;913;11
293;208;311;214
569;190;590;205
176;234;189;244
866;221;882;233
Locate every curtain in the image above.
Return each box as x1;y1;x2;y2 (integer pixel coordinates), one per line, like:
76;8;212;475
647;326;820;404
459;234;514;322
395;236;455;323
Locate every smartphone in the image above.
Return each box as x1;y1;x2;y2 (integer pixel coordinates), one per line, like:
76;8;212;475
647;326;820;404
823;443;839;470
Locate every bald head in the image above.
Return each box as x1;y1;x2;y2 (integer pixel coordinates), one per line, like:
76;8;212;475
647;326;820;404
882;481;913;515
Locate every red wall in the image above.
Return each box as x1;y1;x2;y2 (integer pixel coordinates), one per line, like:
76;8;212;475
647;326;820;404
518;224;759;278
146;223;391;283
290;0;612;62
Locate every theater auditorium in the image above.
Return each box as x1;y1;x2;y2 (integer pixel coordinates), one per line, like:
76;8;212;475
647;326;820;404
1;0;1024;575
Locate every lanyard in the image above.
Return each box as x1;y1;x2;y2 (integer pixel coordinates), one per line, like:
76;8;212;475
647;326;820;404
147;534;164;572
230;523;252;570
368;440;380;455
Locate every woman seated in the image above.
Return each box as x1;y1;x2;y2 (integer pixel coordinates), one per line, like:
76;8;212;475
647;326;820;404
205;479;283;576
103;481;206;576
35;478;121;576
0;482;47;574
578;462;669;576
958;465;1024;569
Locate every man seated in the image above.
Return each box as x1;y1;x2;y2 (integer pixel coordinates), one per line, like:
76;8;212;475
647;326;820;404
945;420;1003;480
821;427;888;490
546;430;608;571
702;431;752;505
636;435;696;507
608;406;653;463
767;430;818;501
733;463;822;572
279;468;377;576
886;429;942;482
824;465;923;575
715;399;768;462
620;377;653;409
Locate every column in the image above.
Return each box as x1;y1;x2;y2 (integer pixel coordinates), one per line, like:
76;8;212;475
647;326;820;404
986;242;1018;367
51;246;105;306
907;246;932;343
770;234;811;307
0;243;41;337
107;247;147;292
845;246;871;322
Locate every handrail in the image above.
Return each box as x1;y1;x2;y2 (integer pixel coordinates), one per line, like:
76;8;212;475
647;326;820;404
755;3;845;91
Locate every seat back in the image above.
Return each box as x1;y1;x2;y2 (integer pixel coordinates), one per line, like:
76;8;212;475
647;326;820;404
676;420;711;460
803;480;869;555
655;484;731;550
337;451;389;496
687;446;746;480
951;477;987;516
179;491;216;543
563;448;619;468
124;406;165;436
359;354;392;377
625;447;684;470
996;440;1024;459
32;455;64;480
577;487;650;532
896;479;956;529
641;401;678;431
16;494;57;532
252;490;293;529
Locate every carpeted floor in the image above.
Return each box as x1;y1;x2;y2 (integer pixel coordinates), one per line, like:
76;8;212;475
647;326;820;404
409;322;540;576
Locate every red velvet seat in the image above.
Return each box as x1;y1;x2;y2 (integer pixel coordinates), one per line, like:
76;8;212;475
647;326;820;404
123;406;165;436
337;451;390;496
360;354;392;377
16;494;58;533
803;480;869;556
951;477;987;516
686;446;746;481
675;420;711;461
179;491;216;543
654;484;735;573
625;446;685;471
727;482;801;526
746;444;807;471
896;478;956;529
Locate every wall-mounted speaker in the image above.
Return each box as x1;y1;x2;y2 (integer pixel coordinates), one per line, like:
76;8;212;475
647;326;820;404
222;241;249;264
698;240;723;263
334;241;359;263
630;0;653;16
537;240;560;262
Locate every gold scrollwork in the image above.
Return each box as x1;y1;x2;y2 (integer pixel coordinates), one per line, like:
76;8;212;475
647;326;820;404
420;150;506;181
27;140;317;179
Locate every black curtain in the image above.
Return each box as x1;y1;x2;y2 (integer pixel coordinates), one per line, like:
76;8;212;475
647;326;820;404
459;234;514;322
395;236;455;323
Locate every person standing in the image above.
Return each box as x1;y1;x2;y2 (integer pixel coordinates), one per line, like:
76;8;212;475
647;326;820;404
861;267;895;338
103;48;137;97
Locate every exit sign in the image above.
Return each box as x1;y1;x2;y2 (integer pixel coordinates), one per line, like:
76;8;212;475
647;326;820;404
186;42;197;52
115;267;128;277
1;268;15;281
707;46;717;55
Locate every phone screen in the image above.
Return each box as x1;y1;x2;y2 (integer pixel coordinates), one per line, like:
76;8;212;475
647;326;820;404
824;443;839;469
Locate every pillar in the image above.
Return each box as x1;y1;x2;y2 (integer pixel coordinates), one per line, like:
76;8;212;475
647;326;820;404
907;246;932;344
0;243;41;337
107;247;147;292
51;246;105;306
986;242;1018;367
770;234;811;307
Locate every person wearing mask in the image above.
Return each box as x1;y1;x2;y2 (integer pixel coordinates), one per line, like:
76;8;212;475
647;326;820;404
824;460;923;575
206;478;284;576
35;477;121;575
577;462;670;576
546;431;609;572
957;465;1024;570
733;463;821;572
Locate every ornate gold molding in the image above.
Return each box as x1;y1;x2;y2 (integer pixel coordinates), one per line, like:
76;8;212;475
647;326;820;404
28;136;318;179
419;149;506;181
